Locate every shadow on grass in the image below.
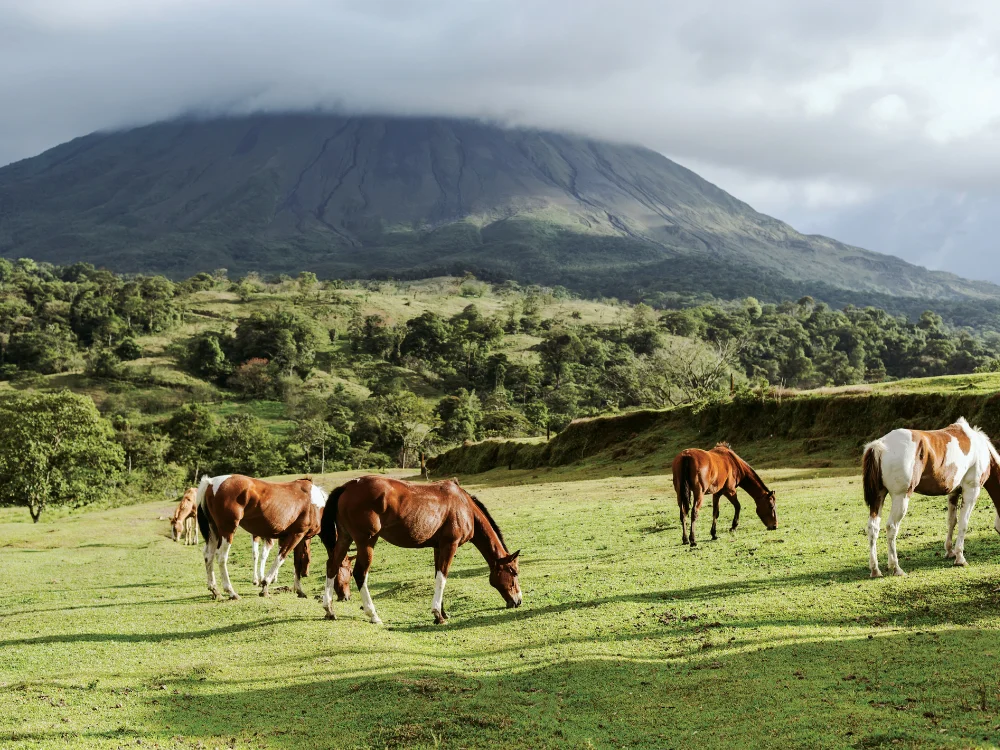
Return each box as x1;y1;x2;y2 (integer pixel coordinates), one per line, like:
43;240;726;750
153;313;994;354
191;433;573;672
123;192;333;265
0;617;308;647
6;630;998;749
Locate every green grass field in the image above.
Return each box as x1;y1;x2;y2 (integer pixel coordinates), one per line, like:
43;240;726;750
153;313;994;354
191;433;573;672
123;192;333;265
2;464;1000;749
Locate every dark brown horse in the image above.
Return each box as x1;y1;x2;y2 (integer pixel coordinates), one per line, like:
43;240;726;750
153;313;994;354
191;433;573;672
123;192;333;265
319;475;521;624
196;474;347;601
672;443;777;547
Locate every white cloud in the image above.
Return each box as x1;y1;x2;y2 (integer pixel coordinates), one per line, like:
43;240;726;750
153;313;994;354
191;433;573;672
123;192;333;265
5;0;1000;278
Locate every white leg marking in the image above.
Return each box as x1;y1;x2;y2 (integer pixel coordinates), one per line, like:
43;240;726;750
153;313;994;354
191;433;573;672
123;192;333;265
252;538;261;585
322;576;337;618
294;570;306;598
885;493;910;576
431;571;447;622
204;534;220;597
953;483;980;566
359;574;382;624
263;553;286;586
260;540;275;585
218;539;239;599
867;513;882;578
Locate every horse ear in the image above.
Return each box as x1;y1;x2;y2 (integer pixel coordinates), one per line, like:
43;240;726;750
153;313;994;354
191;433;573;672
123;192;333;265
500;549;521;564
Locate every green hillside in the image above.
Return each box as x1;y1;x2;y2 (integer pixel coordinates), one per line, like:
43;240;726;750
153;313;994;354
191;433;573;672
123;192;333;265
3;114;999;313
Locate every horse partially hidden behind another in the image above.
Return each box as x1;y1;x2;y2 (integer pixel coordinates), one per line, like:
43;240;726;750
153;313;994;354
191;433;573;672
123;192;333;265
672;443;778;547
197;474;347;601
171;488;198;545
319;475;521;625
862;418;1000;578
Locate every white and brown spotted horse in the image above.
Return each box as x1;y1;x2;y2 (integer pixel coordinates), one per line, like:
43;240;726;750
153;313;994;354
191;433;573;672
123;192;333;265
862;417;1000;577
196;474;348;601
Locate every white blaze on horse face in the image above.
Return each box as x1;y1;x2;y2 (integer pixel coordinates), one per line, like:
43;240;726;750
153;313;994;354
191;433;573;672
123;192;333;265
431;571;446;615
310;484;328;508
211;475;233;496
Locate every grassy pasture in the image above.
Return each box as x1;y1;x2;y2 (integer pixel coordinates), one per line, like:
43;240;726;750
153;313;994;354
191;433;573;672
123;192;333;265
2;463;1000;749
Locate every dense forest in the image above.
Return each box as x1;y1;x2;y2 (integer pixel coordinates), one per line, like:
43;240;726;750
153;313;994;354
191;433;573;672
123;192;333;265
2;256;999;518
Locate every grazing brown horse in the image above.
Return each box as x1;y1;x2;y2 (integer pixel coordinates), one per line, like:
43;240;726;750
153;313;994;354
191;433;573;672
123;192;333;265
171;488;198;545
196;474;345;600
672;443;778;547
319;475;521;624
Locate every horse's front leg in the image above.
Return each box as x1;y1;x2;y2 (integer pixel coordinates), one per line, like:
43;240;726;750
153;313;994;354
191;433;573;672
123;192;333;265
353;540;382;624
217;535;240;600
710;493;722;540
953;482;980;567
432;543;459;625
885;492;911;577
727;493;741;532
678;496;689;546
945;490;961;558
260;533;303;596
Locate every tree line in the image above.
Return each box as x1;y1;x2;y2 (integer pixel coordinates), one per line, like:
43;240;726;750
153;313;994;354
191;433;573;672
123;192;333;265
3;258;1000;520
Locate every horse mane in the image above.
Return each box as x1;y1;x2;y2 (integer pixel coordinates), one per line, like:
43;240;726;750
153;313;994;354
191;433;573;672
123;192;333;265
716;444;768;491
470;495;508;553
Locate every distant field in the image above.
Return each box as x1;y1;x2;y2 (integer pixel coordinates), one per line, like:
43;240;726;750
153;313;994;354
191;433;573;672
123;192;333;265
2;464;1000;748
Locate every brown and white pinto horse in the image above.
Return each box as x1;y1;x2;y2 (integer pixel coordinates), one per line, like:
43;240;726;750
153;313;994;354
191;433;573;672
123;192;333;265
171;488;198;545
672;443;778;547
196;474;343;600
319;476;521;624
862;418;1000;577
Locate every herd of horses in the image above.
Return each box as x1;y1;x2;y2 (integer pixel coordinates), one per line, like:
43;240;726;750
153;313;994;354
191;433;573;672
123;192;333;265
173;418;1000;624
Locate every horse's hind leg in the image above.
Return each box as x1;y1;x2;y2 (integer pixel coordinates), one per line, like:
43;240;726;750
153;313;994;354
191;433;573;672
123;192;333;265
353;540;382;624
217;534;240;600
710;493;722;540
260;533;304;596
678;498;689;546
689;489;704;547
945;489;961;558
260;538;276;585
728;492;741;532
203;528;221;600
432;543;459;624
885;492;911;577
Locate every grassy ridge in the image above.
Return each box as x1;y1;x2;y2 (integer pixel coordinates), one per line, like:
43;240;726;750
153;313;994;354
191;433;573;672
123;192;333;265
2;464;1000;748
429;373;1000;478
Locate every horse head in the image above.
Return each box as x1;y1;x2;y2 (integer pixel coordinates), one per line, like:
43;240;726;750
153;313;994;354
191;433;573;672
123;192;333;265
170;515;184;542
755;490;778;530
335;555;355;601
489;549;522;608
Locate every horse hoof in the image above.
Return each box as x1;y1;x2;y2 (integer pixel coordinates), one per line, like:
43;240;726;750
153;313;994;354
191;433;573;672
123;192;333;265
711;534;718;541
297;591;308;599
228;593;241;601
324;612;337;621
870;570;883;578
433;611;446;625
891;568;907;577
954;558;968;568
944;550;956;559
689;541;697;548
259;590;271;598
370;617;383;625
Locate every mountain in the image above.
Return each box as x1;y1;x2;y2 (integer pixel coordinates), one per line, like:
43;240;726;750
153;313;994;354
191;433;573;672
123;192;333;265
1;113;997;305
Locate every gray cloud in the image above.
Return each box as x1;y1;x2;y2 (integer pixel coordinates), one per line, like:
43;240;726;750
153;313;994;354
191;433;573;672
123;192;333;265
4;0;1000;279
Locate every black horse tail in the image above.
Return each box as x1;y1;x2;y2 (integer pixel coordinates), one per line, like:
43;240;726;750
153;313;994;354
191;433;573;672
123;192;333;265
677;453;693;509
319;483;347;552
195;475;213;542
197;502;212;543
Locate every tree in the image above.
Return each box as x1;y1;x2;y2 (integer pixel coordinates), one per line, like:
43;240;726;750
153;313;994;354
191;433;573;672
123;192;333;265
228;358;281;399
230;309;321;375
294;419;349;474
213;413;284;477
0;390;124;521
6;326;81;374
164;404;219;482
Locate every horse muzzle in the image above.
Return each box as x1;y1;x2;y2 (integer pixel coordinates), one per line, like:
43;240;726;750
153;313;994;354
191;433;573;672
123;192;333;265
767;524;778;531
507;595;522;609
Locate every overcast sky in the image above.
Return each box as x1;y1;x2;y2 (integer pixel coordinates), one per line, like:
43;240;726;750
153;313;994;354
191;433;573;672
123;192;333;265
4;0;1000;281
